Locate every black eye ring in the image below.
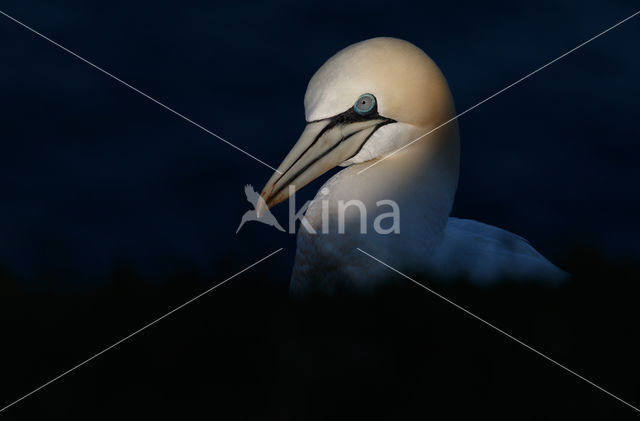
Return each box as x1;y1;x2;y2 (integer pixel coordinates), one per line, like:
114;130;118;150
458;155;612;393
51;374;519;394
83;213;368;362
353;93;376;115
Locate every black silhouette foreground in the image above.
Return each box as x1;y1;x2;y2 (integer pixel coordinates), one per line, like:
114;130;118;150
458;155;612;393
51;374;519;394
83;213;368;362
1;249;638;418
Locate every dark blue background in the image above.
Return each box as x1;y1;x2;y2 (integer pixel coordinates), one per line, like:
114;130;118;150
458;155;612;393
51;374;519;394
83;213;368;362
1;2;640;418
1;1;638;285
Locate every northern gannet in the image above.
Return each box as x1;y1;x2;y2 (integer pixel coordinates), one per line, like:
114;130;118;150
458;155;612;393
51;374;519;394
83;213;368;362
257;37;566;294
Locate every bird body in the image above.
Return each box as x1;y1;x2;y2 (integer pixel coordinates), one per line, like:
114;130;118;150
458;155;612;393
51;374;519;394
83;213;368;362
257;37;566;294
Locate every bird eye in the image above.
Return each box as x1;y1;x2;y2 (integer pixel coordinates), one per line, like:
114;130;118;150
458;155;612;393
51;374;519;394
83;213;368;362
353;93;376;115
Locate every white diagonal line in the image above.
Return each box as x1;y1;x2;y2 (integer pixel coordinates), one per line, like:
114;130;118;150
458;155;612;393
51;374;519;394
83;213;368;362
357;9;640;175
0;248;283;414
0;9;282;174
356;247;640;414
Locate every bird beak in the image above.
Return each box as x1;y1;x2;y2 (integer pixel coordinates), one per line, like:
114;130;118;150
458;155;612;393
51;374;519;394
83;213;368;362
257;117;392;217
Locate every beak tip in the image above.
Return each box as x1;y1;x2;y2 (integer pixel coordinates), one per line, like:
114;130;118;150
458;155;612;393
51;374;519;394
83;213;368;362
256;194;269;218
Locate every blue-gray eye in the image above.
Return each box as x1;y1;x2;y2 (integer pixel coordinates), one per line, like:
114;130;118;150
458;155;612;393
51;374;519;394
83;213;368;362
353;93;376;114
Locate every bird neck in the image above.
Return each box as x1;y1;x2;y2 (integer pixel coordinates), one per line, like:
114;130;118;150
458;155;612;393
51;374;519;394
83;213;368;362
303;123;460;246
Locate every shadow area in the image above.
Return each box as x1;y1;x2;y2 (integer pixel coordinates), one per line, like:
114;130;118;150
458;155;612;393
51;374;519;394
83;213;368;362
0;248;638;419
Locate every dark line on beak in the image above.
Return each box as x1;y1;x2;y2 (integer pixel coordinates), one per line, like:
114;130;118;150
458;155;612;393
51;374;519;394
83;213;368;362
269;118;395;201
272;107;391;189
343;120;395;162
270;119;336;188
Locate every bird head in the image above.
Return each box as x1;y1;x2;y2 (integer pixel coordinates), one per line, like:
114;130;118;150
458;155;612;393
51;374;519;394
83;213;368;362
257;37;458;217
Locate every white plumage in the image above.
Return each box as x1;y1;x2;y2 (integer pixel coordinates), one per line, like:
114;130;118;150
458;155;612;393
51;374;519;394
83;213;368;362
257;37;566;294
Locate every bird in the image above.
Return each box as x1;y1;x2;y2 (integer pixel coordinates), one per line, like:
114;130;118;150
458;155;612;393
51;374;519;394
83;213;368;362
256;37;567;294
236;184;285;233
